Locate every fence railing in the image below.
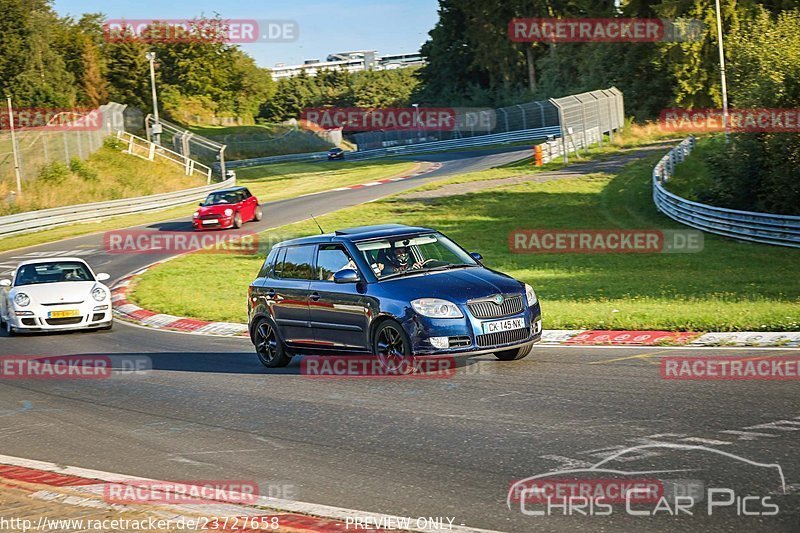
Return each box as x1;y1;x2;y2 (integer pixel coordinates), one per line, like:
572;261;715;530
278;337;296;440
144;115;228;178
0;176;235;239
653;136;800;248
117;131;213;183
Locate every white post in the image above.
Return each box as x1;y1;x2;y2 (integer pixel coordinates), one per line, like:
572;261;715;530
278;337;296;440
6;96;22;196
714;0;730;142
146;52;161;145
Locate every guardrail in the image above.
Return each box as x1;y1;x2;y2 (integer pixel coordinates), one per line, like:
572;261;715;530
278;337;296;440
0;177;235;238
118;131;213;183
224;126;562;170
653;136;800;248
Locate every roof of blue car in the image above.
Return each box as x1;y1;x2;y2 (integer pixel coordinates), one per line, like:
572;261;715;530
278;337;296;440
275;224;435;247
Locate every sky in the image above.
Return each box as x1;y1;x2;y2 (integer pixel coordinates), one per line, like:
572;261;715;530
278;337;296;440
53;0;440;68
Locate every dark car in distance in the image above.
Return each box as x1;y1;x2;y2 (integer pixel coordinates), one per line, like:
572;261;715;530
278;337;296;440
327;147;345;160
247;224;542;370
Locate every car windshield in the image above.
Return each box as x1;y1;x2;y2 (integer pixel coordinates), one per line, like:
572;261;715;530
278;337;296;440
354;232;477;279
14;261;94;286
203;191;240;206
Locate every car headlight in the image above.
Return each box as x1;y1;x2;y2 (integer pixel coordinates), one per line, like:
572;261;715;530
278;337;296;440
13;293;30;307
224;208;233;216
524;283;538;306
92;287;107;302
193;211;199;218
411;298;463;318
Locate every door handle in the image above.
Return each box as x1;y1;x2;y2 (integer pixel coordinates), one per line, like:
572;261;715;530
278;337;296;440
309;292;321;302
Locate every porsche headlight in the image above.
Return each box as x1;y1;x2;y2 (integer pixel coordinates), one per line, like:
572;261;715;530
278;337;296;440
193;211;199;218
524;283;538;306
224;208;233;217
411;298;463;318
92;287;107;302
14;293;30;307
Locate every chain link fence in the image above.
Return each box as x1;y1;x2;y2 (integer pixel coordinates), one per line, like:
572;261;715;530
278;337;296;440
0;102;126;195
350;88;622;152
550;87;624;162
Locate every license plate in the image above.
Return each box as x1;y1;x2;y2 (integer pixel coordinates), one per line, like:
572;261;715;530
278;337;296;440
48;309;80;319
482;317;524;334
202;219;219;224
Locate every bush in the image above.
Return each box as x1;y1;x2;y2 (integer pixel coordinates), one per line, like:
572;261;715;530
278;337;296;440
103;136;124;150
38;162;70;184
69;157;98;181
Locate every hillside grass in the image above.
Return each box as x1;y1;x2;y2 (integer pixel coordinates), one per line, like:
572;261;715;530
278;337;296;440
0;140;205;216
188;124;335;159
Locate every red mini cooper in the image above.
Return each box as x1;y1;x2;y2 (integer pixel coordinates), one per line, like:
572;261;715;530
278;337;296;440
192;186;262;230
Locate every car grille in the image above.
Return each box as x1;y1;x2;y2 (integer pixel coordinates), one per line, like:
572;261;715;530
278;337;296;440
448;335;471;348
476;327;529;347
468;295;524;319
45;317;83;326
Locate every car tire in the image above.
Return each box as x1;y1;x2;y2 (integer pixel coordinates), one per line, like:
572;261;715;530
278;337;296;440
373;320;416;375
253;205;263;222
233;212;243;229
5;321;15;337
494;344;533;361
253;318;291;368
100;322;113;331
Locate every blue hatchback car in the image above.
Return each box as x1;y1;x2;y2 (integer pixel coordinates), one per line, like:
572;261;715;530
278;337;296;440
247;224;542;369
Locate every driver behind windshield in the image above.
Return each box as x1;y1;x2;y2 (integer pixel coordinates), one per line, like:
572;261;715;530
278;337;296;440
380;245;424;276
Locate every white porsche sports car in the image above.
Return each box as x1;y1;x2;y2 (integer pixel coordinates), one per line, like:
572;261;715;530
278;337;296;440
0;257;113;335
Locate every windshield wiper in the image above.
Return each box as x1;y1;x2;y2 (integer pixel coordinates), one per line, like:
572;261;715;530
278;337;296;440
418;264;474;273
379;264;474;280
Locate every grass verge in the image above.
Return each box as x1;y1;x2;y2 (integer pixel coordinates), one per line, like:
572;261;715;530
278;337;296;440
131;142;799;331
235;159;418;202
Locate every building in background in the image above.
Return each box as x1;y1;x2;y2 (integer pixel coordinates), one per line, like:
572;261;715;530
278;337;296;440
270;50;424;80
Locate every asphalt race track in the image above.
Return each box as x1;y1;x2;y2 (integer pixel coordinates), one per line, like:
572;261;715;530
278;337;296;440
0;146;797;532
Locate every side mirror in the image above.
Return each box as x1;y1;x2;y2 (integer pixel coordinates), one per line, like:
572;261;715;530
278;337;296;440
198;202;204;206
96;273;111;282
0;279;10;287
333;268;360;284
470;252;483;262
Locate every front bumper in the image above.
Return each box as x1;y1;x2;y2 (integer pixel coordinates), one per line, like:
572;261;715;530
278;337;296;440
193;216;233;230
404;301;542;356
7;303;112;332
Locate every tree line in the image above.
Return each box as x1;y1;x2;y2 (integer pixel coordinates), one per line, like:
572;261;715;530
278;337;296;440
0;0;420;125
415;0;799;214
